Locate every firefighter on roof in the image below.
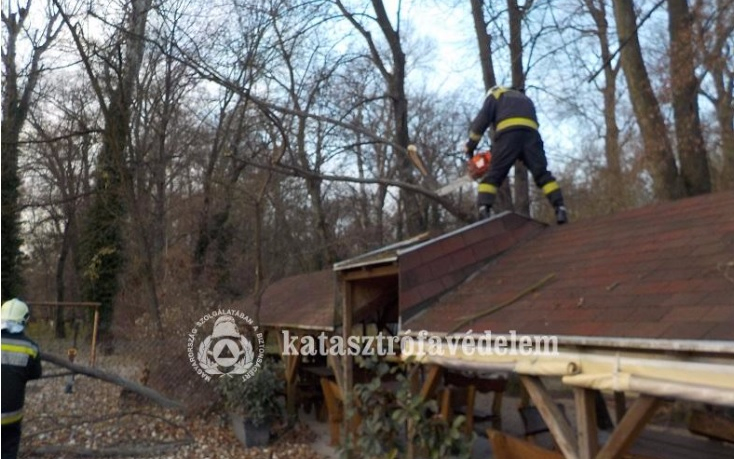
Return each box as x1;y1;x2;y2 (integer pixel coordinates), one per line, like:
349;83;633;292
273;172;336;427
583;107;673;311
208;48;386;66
464;86;568;224
2;298;42;459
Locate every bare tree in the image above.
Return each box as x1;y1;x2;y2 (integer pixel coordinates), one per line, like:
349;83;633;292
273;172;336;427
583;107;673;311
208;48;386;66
694;0;734;188
25;83;98;337
267;2;348;266
334;0;425;237
583;0;623;183
668;0;712;195
507;0;531;215
54;0;162;341
613;0;684;199
1;0;60;300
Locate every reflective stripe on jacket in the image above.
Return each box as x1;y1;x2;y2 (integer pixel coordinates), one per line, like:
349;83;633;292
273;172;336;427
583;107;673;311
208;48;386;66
469;87;539;142
2;330;42;424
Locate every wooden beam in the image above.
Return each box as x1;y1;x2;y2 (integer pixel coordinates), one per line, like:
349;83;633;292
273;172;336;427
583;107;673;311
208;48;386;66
341;263;398;281
574;388;599;459
276;330;301;416
320;377;343;446
419;364;443;400
520;375;579;459
687;409;734;444
487;429;564;459
596;395;660;459
327;353;344;393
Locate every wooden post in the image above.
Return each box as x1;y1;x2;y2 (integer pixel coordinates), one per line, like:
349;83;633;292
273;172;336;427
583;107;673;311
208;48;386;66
91;305;99;366
614;391;627;423
573;387;598;459
520;375;579;459
276;330;301;416
519;378;530;409
341;279;354;454
419;364;443;400
596;395;660;459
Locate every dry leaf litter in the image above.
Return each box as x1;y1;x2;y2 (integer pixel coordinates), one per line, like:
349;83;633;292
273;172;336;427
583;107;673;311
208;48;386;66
20;374;328;459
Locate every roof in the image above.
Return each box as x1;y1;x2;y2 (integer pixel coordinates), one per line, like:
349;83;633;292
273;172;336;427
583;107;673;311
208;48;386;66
257;269;336;331
404;191;734;340
333;232;431;271
398;212;546;318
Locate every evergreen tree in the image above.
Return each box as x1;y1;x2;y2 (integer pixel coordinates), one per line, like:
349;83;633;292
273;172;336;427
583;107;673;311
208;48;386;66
1;147;24;301
79;129;126;342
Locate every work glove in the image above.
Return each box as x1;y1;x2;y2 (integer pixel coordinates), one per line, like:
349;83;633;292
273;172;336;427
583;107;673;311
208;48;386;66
464;139;478;159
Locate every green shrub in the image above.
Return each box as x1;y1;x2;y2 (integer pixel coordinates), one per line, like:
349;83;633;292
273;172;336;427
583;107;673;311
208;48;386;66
341;356;474;459
216;358;284;427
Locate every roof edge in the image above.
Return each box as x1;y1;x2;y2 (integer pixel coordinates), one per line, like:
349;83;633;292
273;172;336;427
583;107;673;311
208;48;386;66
333;232;431;271
397;211;523;256
399;331;734;354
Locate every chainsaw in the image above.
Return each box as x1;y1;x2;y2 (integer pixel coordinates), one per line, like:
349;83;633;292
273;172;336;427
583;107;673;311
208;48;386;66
406;144;492;196
434;151;492;196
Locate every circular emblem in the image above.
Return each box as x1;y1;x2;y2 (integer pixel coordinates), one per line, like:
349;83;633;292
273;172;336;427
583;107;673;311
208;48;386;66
187;309;265;382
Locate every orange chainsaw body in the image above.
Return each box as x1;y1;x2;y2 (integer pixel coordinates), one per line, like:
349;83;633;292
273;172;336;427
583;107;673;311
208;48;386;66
468;151;492;180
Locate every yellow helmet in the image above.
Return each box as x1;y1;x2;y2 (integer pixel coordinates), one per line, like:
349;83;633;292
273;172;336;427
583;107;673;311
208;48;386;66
1;298;30;325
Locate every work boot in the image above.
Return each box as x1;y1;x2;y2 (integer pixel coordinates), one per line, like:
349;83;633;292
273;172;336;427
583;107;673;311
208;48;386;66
479;205;492;220
555;205;568;225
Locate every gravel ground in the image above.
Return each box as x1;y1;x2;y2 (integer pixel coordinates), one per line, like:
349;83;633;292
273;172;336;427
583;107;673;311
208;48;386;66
19;375;328;459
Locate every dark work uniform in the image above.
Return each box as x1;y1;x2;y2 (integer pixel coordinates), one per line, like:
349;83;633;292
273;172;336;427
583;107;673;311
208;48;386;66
2;329;42;459
465;86;566;216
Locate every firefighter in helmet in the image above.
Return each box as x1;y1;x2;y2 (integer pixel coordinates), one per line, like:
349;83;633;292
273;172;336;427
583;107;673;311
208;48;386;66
465;85;568;224
2;298;42;459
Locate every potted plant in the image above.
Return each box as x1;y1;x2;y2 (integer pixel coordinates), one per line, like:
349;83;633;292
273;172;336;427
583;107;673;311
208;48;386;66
216;358;284;447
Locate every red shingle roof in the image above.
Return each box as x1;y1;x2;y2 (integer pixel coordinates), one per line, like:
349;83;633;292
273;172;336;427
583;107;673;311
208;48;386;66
404;191;734;340
398;213;545;316
258;270;336;331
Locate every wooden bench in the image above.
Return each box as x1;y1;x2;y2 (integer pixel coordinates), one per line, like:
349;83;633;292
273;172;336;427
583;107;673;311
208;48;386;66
628;429;734;459
444;370;506;432
488;427;734;458
439;384;477;435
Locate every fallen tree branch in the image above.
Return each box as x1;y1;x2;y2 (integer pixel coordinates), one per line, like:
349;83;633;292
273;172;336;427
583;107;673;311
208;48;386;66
235;156;477;223
27;410;194;441
40;352;186;410
31;440;192;457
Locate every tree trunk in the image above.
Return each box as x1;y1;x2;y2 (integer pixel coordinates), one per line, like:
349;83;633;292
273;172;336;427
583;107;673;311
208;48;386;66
470;0;514;212
508;0;530;216
717;97;734;187
668;0;711;196
371;0;425;235
691;0;733;188
613;0;684;200
337;0;425;236
1;5;58;300
41;352;185;410
192;96;235;281
584;0;626;210
54;223;72;339
585;0;623;178
58;0;160;341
